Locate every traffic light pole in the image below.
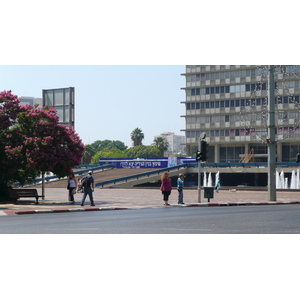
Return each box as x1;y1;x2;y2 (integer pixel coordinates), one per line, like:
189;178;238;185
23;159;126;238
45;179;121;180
197;138;201;203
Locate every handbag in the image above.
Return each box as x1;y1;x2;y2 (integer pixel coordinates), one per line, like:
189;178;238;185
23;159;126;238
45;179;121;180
67;183;70;190
72;188;76;195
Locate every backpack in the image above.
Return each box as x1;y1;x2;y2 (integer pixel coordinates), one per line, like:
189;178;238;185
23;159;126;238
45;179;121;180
81;176;91;188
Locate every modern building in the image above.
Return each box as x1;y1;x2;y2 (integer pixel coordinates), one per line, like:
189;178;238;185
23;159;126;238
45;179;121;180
19;96;42;107
154;132;186;155
181;65;300;163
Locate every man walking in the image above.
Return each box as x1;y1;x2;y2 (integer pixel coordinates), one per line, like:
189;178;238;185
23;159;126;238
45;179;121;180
80;170;95;206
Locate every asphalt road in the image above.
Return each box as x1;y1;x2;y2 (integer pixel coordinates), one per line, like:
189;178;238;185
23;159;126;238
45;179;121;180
1;205;300;234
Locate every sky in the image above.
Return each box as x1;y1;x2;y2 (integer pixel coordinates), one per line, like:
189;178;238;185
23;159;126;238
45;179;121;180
0;65;185;147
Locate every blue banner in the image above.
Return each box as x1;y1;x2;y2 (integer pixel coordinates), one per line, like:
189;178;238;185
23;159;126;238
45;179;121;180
99;157;195;169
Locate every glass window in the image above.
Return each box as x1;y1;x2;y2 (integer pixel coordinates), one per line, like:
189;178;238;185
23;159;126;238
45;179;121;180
235;99;240;106
225;100;230;107
210;102;215;108
220;101;225;108
215;101;219;108
230;100;235;107
206;102;210;109
210;87;215;94
200;102;205;109
196;103;200;109
225;86;230;93
54;90;64;105
225;115;229;122
44;90;53;106
220;86;225;93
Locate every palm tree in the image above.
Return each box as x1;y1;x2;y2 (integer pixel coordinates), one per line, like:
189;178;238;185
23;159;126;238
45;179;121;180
152;137;169;156
131;128;144;146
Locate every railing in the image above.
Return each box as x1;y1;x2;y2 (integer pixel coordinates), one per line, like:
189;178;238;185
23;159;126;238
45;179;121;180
20;164;113;186
95;164;188;188
187;162;300;168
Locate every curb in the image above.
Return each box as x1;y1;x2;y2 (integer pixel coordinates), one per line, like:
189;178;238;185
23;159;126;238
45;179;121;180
1;201;300;216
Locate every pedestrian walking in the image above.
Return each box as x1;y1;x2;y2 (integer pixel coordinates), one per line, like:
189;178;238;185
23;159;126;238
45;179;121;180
160;172;172;206
177;173;185;204
80;170;95;206
216;178;221;193
67;171;77;204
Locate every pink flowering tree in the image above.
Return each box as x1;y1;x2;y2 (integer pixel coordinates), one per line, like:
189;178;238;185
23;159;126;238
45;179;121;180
0;90;85;201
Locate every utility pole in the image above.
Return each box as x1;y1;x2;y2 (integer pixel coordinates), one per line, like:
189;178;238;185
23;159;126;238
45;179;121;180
197;138;201;203
267;65;277;201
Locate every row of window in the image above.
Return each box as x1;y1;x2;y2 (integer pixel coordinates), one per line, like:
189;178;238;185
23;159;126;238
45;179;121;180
186;127;300;138
187;83;268;96
185;96;300;110
187;111;300;124
186;66;300;82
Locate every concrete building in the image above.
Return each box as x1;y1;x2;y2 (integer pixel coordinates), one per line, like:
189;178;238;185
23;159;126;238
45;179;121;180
181;65;300;163
19;96;42;107
155;132;186;155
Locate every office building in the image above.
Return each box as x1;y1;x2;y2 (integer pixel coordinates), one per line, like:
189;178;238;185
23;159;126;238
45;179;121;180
181;65;300;163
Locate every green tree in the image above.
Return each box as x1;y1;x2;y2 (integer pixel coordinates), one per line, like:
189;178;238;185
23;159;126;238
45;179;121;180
125;145;160;158
91;148;126;164
130;128;144;146
152;137;169;156
83;144;97;164
91;140;127;152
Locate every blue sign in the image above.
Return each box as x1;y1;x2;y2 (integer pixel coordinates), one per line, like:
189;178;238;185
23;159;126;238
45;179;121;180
99;157;195;169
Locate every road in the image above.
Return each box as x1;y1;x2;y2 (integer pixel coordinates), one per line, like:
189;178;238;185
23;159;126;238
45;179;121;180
1;205;300;234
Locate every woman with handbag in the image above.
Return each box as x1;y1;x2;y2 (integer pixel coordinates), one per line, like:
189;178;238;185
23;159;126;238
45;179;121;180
160;172;172;206
67;171;77;204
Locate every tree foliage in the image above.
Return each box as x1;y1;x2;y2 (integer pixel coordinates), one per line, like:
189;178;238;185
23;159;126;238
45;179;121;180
91;148;126;164
130;128;144;146
0;90;85;195
152;137;169;156
91;140;127;152
125;145;160;158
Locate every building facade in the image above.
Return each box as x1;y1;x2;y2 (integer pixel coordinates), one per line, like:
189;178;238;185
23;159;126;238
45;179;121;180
181;65;300;163
155;132;186;155
20;96;42;107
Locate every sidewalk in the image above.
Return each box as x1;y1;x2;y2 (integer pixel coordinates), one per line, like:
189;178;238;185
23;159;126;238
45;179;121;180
1;187;300;216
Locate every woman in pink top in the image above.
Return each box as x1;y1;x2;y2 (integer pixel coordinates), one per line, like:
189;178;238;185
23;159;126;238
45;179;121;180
160;172;172;206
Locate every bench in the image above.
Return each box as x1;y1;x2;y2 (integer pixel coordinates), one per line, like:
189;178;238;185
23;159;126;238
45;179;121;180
8;189;42;204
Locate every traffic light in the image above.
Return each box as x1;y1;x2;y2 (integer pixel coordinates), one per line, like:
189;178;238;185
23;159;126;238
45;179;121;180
195;141;209;162
200;140;208;162
196;150;201;162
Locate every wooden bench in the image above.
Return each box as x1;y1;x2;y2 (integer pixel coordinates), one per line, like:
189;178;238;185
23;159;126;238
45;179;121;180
8;189;42;204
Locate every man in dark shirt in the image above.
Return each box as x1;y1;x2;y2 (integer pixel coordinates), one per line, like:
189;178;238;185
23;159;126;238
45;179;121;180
80;170;95;206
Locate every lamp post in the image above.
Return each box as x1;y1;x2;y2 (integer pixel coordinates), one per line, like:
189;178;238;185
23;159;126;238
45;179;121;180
267;65;277;201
